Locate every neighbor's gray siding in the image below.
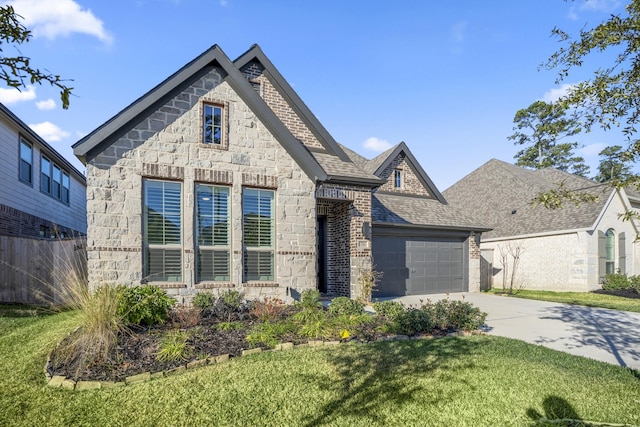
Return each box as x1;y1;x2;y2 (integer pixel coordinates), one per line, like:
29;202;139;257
0;115;86;236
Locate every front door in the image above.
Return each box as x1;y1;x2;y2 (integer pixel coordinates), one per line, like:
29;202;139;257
317;216;327;293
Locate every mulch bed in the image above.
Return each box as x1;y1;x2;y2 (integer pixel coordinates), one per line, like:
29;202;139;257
592;288;640;300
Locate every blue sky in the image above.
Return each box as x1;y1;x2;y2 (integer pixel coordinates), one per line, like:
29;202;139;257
0;0;627;189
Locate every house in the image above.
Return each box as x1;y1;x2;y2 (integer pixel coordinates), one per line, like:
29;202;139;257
443;158;640;292
0;103;86;238
73;44;487;303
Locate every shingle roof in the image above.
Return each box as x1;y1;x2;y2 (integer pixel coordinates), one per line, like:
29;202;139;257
312;152;382;183
442;158;612;239
372;193;489;231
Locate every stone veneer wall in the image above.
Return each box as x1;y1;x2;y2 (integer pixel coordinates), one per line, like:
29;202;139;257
240;61;325;151
468;232;481;292
86;67;317;303
377;154;431;197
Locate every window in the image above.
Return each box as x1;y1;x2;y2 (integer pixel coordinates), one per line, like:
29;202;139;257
605;228;616;275
40;156;51;194
243;189;274;281
394;169;402;188
196;184;230;282
52;164;62;199
62;172;70;204
19;139;32;184
203;104;223;145
144;180;182;282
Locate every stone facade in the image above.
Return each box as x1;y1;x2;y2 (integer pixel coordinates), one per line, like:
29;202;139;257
86;67;318;302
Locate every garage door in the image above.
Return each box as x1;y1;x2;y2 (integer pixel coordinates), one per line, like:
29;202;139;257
373;236;466;297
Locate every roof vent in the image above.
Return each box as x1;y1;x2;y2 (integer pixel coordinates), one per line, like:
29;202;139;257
511;209;517;215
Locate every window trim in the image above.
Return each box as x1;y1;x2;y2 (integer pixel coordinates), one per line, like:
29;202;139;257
394;169;403;189
195;183;231;283
143;179;183;283
39;153;71;205
200;99;229;150
242;188;275;282
19;137;33;186
605;228;616;275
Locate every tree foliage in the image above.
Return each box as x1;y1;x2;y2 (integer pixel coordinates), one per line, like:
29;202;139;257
0;5;72;109
509;100;589;176
595;145;633;183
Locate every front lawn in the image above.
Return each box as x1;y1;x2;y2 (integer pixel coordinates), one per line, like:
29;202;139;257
1;307;638;427
487;288;640;313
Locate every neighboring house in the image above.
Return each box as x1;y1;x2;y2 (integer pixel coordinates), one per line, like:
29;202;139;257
73;44;487;303
443;158;640;292
0;103;86;238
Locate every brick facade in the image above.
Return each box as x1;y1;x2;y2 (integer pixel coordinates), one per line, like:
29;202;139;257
377;153;431;197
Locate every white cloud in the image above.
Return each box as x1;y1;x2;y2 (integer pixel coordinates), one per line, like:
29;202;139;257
0;85;36;104
577;142;607;158
542;83;576;102
569;0;621;20
28;121;70;142
35;98;56;110
363;137;392;152
8;0;113;43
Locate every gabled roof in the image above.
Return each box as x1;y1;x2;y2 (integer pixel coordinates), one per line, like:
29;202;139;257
233;45;382;186
372;192;490;232
0;103;85;183
73;44;328;183
372;142;447;204
443;158;612;239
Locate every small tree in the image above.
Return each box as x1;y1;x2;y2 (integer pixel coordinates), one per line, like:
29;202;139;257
0;5;73;108
497;241;526;294
509;100;588;177
358;265;383;303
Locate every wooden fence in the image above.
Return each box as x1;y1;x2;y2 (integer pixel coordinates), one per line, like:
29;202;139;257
0;235;87;305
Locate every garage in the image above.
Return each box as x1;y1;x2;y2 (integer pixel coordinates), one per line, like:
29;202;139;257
372;234;468;297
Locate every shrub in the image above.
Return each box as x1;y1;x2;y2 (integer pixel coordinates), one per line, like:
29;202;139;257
328;297;365;316
118;285;175;326
373;300;406;320
246;321;297;348
392;308;433;336
156;330;190;362
169;306;201;329
297;289;323;311
602;273;631;290
358;266;383;303
422;298;487;332
52;284;126;379
192;292;217;313
214;290;246;322
250;297;286;322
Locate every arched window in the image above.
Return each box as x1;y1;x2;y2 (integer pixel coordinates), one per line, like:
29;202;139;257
605;229;616;275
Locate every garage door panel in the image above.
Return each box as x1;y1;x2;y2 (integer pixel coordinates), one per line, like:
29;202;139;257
373;235;466;297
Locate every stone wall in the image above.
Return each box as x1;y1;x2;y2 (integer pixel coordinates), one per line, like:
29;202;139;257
86;67;317;303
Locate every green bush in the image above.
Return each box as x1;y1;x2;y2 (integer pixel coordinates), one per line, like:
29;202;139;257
214;290;246;321
328;297;365;316
118;285;175;326
192;292;217;311
602;273;631;290
246;321;297;348
422;298;487;332
297;289;323;311
373;300;406;320
392;308;433;336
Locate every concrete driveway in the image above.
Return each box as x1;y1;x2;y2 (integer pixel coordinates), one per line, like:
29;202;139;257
386;292;640;371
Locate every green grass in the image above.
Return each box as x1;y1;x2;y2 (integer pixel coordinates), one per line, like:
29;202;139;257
487;289;640;313
1;307;639;427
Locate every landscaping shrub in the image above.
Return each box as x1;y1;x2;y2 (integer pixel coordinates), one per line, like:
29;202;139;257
214;290;246;322
441;300;487;331
297;289;323;311
250;297;286;322
169;306;202;329
602;273;631;290
328;296;365;316
391;308;433;336
373;300;406;320
156;330;191;362
118;285;175;326
246;320;297;348
192;292;217;315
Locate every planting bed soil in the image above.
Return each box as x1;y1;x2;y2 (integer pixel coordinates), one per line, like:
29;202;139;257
592;288;640;300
